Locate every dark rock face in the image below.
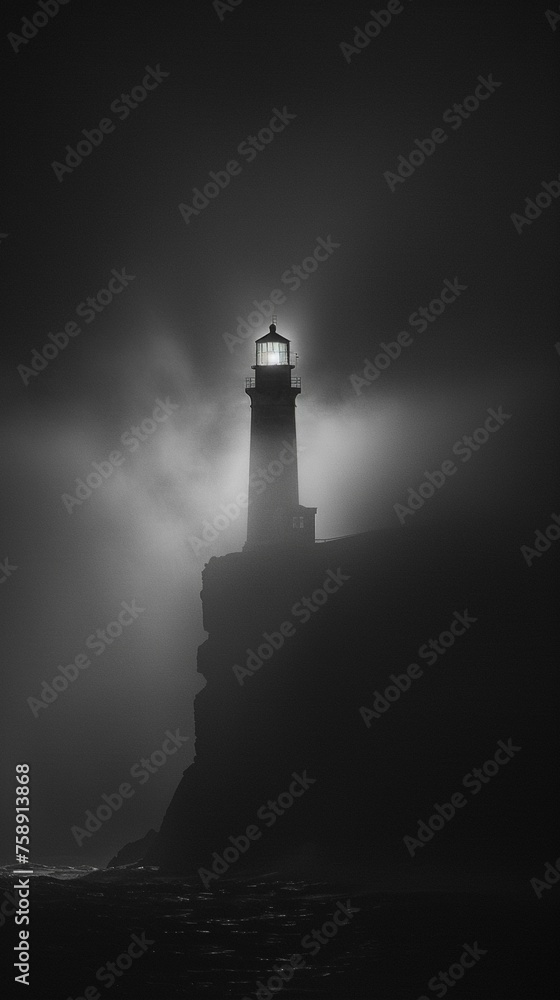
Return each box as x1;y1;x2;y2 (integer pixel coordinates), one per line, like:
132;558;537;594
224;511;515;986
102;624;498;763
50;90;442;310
142;521;557;882
107;828;158;868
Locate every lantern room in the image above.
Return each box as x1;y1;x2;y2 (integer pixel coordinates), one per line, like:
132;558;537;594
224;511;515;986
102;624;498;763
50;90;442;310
254;321;291;367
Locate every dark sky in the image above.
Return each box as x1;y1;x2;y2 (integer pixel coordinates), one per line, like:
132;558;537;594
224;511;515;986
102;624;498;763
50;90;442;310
1;0;558;865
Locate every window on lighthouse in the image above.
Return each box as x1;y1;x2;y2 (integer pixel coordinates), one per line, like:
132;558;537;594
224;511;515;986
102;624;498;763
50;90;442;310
256;341;288;366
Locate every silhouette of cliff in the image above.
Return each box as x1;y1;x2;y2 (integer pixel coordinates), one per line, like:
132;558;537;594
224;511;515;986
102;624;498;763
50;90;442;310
141;518;557;882
107;829;158;868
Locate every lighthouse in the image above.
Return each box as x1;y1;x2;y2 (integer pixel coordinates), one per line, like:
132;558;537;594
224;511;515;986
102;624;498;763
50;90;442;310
244;319;316;550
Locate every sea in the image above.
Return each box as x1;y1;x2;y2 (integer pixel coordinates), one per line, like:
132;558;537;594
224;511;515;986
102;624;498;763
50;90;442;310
1;862;557;998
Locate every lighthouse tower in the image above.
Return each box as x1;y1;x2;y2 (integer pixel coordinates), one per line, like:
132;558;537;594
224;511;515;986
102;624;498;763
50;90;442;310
244;320;316;550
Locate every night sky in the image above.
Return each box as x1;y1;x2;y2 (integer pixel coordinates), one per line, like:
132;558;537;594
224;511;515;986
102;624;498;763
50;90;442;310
1;0;558;865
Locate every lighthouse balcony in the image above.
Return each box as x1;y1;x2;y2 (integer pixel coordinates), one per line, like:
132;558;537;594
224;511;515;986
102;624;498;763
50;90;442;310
245;376;301;389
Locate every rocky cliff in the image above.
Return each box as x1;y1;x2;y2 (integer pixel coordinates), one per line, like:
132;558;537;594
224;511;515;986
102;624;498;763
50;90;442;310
140;519;557;883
